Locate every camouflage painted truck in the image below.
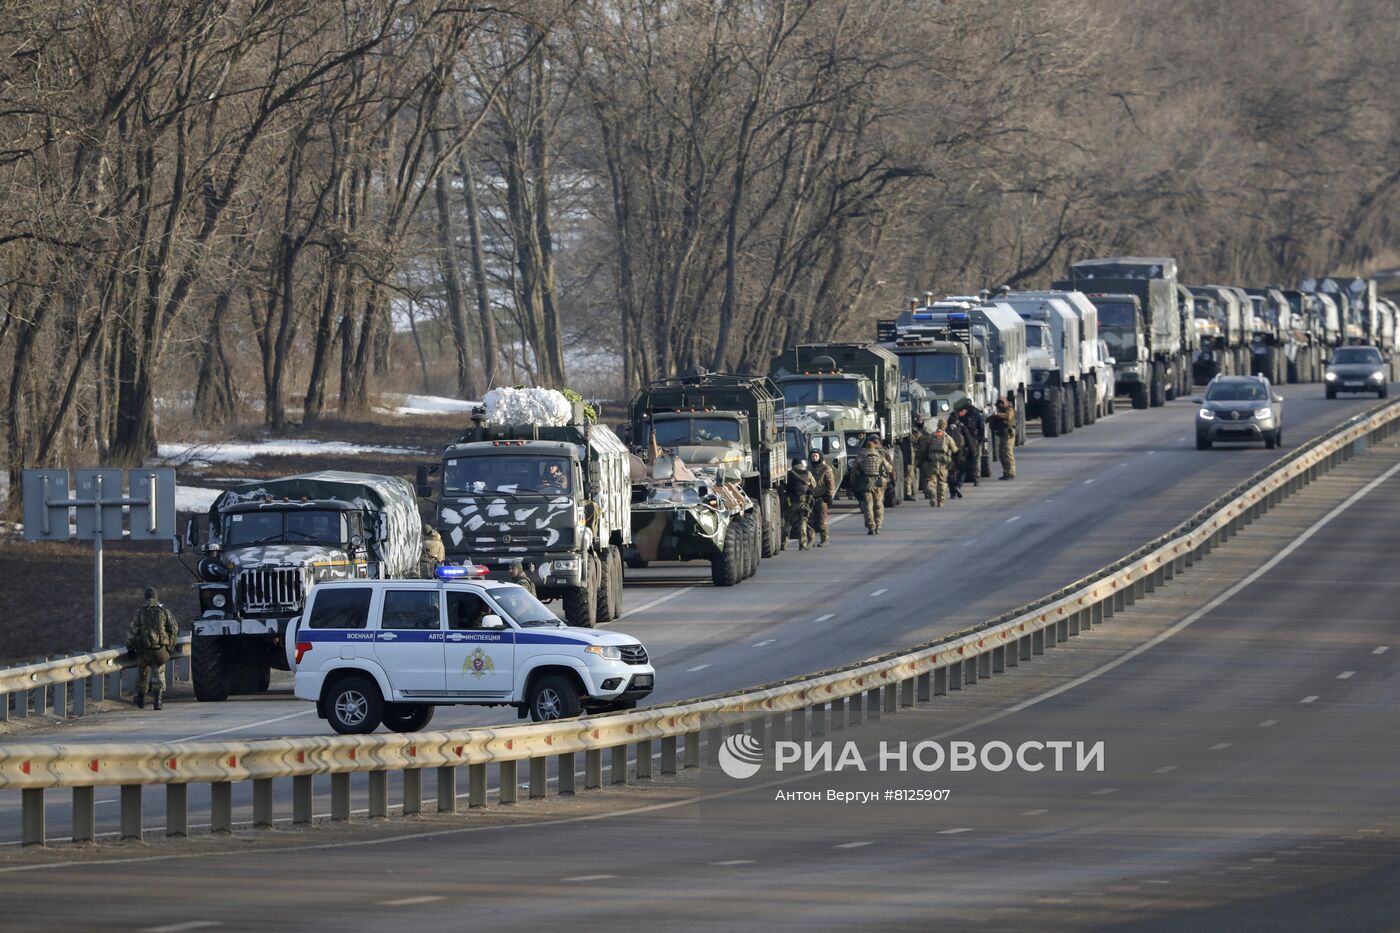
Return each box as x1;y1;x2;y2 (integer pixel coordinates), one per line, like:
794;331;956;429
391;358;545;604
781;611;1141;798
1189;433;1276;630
768;343;914;508
186;471;422;702
425;396;630;628
625;451;760;586
630;372;787;558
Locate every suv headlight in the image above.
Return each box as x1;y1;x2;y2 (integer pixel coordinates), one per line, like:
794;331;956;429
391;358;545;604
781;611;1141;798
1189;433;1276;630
1254;408;1273;421
1197;408;1215;420
585;645;621;661
1325;371;1337;381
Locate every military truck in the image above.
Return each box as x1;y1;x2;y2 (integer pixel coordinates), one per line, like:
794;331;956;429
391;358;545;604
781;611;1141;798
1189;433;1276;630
625;452;759;585
185;471;422;701
877;311;981;418
1012;289;1115;422
630;371;787;558
1281;289;1331;380
426;393;631;628
1303;276;1381;346
997;292;1084;437
1242;287;1295;384
1057;257;1187;407
1188;286;1250;383
769;343;913;508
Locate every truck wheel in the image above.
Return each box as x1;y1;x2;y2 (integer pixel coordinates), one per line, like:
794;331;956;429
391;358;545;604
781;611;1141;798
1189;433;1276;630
257;664;271;692
611;547;625;616
1149;364;1166;407
1060;388;1073;434
1070;383;1084;428
595;546;617;625
884;452;904;508
528;674;582;722
711;523;743;587
325;676;383;735
761;489;780;558
981;449;992;477
383;703;435;733
1130;383;1149;409
749;516;762;576
191;635;231;703
1040;386;1062;437
563;554;600;628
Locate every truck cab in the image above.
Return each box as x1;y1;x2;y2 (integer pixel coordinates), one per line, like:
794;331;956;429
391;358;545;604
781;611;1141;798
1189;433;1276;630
1000;294;1083;437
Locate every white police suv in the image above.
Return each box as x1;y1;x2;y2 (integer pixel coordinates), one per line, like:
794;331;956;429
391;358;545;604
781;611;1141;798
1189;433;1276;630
288;566;655;734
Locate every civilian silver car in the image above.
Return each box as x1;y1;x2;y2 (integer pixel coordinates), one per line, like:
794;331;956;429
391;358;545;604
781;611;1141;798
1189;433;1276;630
1194;375;1284;450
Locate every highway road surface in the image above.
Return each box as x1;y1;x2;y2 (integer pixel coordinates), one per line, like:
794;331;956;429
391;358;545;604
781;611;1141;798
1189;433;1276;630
1;402;1397;930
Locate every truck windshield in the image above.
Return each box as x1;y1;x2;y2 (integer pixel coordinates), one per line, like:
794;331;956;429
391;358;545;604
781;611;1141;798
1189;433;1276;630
1025;325;1047;347
651;416;744;447
897;353;963;386
492;588;562;627
444;455;572;496
1094;301;1137;329
224;509;346;546
784;428;807;462
780;380;862;406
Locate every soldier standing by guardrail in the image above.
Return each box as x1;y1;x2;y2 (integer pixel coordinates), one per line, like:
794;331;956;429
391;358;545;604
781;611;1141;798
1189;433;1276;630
125;587;179;710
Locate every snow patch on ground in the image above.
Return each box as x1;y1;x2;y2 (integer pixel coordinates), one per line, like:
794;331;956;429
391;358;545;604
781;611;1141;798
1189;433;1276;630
157;438;429;465
374;394;479;416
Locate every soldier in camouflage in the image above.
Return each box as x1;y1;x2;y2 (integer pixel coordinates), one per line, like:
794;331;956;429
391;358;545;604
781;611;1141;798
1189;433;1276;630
508;559;537;596
992;396;1017;480
782;459;815;551
918;419;959;507
125;587;179;709
807;449;836;547
852;435;891;535
907;417;928;501
418;524;445;578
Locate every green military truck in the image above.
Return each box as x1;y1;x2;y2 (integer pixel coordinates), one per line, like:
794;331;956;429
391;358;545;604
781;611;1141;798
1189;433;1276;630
630;371;787;558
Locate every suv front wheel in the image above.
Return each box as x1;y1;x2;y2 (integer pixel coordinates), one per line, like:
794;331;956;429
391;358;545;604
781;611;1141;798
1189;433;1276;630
325;676;384;735
528;674;583;722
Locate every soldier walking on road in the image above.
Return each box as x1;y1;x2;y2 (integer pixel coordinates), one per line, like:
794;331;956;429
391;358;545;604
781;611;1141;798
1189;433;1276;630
125;587;179;710
918;419;959;507
418;524;445;578
992;396;1017;480
807;450;836;547
852;435;891;535
782;459;815;550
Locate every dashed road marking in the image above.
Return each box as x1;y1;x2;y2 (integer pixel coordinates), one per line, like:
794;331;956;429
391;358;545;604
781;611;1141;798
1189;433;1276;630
382;896;445;906
869;588;889;597
814;613;835;623
752;640;776;648
1006;515;1022;524
144;924;222;933
1021;809;1048;816
614;586;697;623
1301;695;1320;704
1154;766;1178;774
686;664;711;673
711;860;755;866
1337;670;1355;680
938;827;973;835
835;841;873;849
1259;720;1279;728
1091;788;1118;796
1373;646;1389;655
562;874;618;882
1210;743;1231;751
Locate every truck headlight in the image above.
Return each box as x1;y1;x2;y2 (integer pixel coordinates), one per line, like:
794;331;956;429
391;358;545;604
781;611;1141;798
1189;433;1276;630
938;400;950;412
846;436;859;448
585;645;622;661
211;594;227;608
554;558;579;571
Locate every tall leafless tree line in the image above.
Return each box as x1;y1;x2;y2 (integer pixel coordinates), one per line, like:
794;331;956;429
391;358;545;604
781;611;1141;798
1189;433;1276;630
4;0;1400;512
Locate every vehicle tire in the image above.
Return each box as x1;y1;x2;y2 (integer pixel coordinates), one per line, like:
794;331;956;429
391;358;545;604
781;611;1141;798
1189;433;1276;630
1379;385;1389;399
562;553;600;628
1265;430;1277;450
528;674;582;722
743;516;761;578
1060;388;1073;434
884;451;904;508
1071;383;1084;428
711;522;743;587
595;546;617;625
1129;383;1149;410
760;489;780;558
191;635;231;703
611;546;625;616
1085;383;1097;424
1275;427;1284;447
256;663;272;693
981;448;992;477
1325;386;1336;400
1107;395;1116;415
1196;436;1212;451
1040;386;1062;437
1149;363;1166;407
625;552;649;570
383;703;435;733
325;676;383;735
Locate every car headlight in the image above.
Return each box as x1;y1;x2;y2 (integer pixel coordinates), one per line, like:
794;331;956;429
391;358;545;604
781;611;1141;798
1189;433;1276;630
1254;408;1273;421
1325;371;1337;381
1197;408;1215;420
585;645;622;661
1369;371;1384;382
211;593;227;608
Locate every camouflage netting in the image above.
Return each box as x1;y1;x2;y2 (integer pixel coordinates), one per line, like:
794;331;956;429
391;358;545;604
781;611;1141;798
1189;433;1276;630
484;387;574;426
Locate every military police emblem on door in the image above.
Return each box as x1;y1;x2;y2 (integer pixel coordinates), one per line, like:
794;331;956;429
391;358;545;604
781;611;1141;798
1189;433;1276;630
465;647;495;677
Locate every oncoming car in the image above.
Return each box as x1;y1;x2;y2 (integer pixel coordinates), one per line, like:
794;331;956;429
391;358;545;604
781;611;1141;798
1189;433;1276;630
288;568;655;734
1324;346;1389;399
1194;375;1284;451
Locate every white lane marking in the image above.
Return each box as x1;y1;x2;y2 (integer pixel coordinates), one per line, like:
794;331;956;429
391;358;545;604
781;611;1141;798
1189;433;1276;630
174;708;315;742
1005;515;1022;524
1373;646;1389;655
561;874;617;882
144;924;222;933
1090;788;1118;795
1301;696;1319;704
710;860;755;866
835;841;873;849
1154;766;1177;774
615;585;697;622
1210;743;1231;751
1146;450;1156;455
1144;879;1172;885
869;588;889;597
686;664;711;673
1337;670;1355;680
814;613;835;623
1251;858;1276;864
752;640;776;648
1083;478;1095;484
938;827;973;835
382;896;445;906
1021;809;1048;816
1259;720;1279;728
96;799;117;805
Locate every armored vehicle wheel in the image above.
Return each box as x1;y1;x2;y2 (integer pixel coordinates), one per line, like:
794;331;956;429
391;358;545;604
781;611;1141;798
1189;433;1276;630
191;634;231;703
595;546;619;624
325;676;383;735
1130;383;1149;409
748;517;762;576
563;553;600;627
1379;385;1389;399
528;674;582;722
761;489;781;558
384;703;435;733
1040;386;1062;437
735;520;752;580
711;524;743;587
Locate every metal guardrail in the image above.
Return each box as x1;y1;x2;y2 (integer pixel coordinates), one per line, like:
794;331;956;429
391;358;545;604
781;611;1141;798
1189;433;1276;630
2;400;1396;847
0;639;191;724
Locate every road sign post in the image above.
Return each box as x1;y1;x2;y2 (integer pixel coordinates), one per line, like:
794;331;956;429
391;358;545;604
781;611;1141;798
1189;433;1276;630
21;467;177;649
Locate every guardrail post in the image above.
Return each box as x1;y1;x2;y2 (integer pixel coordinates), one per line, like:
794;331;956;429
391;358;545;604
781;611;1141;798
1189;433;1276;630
829;696;845;729
499;762;519;804
53;680;67;718
15;686;29;718
660;737;678;775
1;691;9;723
811;701;827;736
557;753;576;795
949;663;963;691
773;710;789;741
1045;622;1058;648
368;771;389;817
584;749;603;789
32;685;45;716
120;784;142;842
900;678;916;707
1067;611;1081;637
1018;635;1032;662
793;706;809;738
22;788;45;847
470;762;489;805
685;731;702;769
1032;629;1045;655
404;769;423;815
934;667;948;695
254;778;274;828
166;784;187;838
751;715;768;746
212;782;234;833
331;773;351;820
635;740;653;781
294;775;314;823
104;671;120;701
610;745;628;786
965;658;979;684
866;686;882;718
992;645;1007;672
72;677;86;716
1113;587;1127;612
707;727;723;764
72;786;95;843
529;757;550;797
917;670;932;700
848;692;864;724
882;684;897;714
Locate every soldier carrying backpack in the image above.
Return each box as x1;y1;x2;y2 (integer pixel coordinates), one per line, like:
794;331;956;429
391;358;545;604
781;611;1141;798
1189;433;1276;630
125;587;180;710
851;435;892;535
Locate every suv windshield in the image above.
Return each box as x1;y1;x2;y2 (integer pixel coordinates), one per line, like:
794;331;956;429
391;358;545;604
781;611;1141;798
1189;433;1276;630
492;588;562;627
780;380;862;406
651;416;743;447
1206;381;1268;402
1331;347;1382;365
224;509;346;547
897;352;964;385
444;455;572;496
